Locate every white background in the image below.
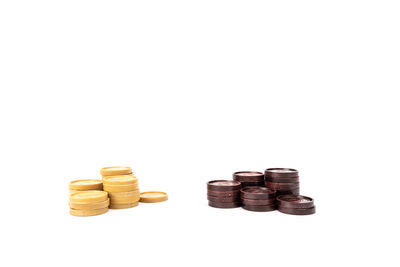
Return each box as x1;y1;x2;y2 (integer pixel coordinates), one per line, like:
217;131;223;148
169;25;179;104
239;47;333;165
0;0;399;266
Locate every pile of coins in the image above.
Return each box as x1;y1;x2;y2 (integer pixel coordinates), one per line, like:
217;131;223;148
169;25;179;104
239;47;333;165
233;171;264;187
69;190;109;216
206;168;315;215
277;195;315;215
101;166;140;209
69;179;103;195
207;180;241;208
241;187;276;212
265;168;300;196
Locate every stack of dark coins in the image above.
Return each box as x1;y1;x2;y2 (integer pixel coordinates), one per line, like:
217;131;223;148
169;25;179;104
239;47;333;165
277;195;315;215
207;180;241;208
240;186;276;212
233;171;265;188
265;168;300;196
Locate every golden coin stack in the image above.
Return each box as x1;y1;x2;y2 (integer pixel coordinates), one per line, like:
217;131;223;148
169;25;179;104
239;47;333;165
101;166;140;209
69;179;103;195
69;190;109;216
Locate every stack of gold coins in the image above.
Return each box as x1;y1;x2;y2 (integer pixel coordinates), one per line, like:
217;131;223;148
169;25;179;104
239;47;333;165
69;179;103;195
101;166;140;209
69;190;109;216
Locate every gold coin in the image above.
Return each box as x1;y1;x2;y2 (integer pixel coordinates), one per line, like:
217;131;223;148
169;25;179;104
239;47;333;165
102;175;138;185
139;191;168;203
70;190;108;204
100;166;132;176
103;183;139;193
69;179;103;190
109;195;140;204
70;207;108;216
69;199;109;210
108;190;140;198
109;202;139;209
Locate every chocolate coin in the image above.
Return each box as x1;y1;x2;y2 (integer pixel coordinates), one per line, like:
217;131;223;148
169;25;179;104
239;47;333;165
276;195;314;209
207;195;241;203
240;186;276;200
240;181;265;188
278;206;315;215
265;168;299;178
242;205;275;212
276;188;300;196
207;189;240;197
233;171;264;183
241;198;275;206
207;180;241;191
208;201;241;209
266;181;300;190
265;176;299;183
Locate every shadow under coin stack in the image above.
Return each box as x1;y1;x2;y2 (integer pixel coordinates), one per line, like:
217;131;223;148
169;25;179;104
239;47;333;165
265;168;300;196
233;171;265;188
277;195;315;215
241;186;276;212
69;190;109;216
207;180;241;208
69;179;103;195
101;166;140;209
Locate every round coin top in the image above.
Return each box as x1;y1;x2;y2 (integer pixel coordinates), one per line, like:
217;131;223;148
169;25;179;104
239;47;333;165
139;191;168;203
209;180;241;186
241;186;275;195
69;179;103;190
276;194;314;208
100;166;132;176
234;171;264;176
265;168;298;174
70;190;108;203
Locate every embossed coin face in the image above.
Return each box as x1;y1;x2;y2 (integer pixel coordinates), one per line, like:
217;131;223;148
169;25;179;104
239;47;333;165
211;180;240;186
240;186;276;200
278;195;312;203
242;186;275;194
207;180;241;191
276;195;314;209
266;168;298;174
234;171;263;176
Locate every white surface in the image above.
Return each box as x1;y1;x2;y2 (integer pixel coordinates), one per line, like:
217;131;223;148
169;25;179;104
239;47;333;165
0;1;399;266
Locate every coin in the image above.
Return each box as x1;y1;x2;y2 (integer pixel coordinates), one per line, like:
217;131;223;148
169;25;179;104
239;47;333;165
139;191;168;203
69;179;103;191
233;171;264;182
242;205;275;212
207;180;241;191
208;201;241;209
276;195;314;209
240;186;276;200
100;166;132;176
278;206;315;215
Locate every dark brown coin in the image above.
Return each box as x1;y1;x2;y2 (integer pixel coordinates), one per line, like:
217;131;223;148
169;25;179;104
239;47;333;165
265;168;299;178
207;189;240;197
276;195;314;209
265;176;299;183
266;181;300;190
233;171;264;183
240;181;265;188
240;186;276;200
278;206;315;215
208;201;241;209
242;205;275;212
207;180;241;191
241;198;275;206
207;195;241;203
276;188;300;196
